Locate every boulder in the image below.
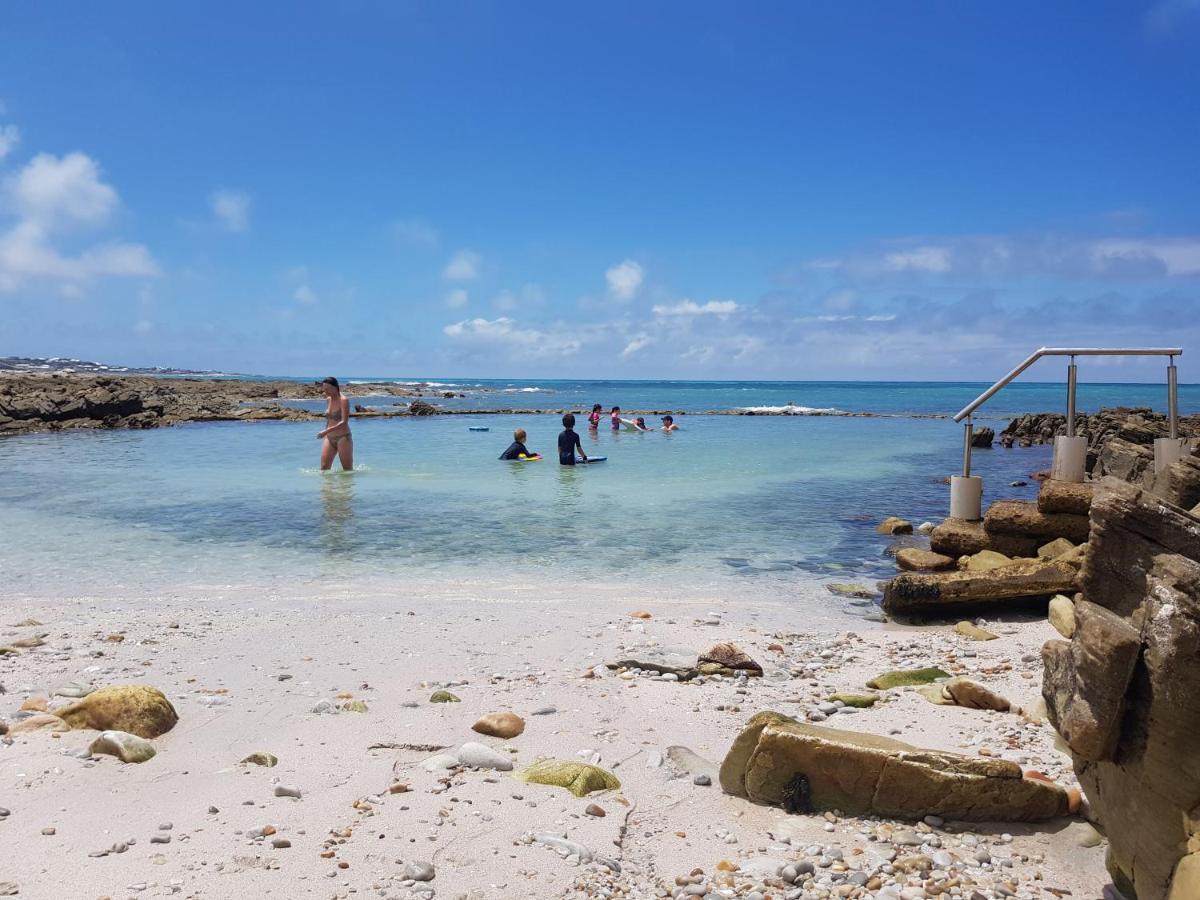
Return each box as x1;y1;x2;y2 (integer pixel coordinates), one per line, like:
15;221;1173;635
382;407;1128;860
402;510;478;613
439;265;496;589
983;500;1091;544
1144;449;1200;511
962;549;1014;572
895;548;955;572
970;427;995;448
697;643;762;676
515;759;620;797
54;685;178;738
90;730;157;763
472;712;525;739
929;518;1040;559
882;558;1078;617
866;667;949;690
1037;537;1076;560
719;712;1069;821
876;516;913;535
1048;594;1076;638
953;621;998;641
1094;436;1155;483
1041;478;1200;899
1038;480;1095;516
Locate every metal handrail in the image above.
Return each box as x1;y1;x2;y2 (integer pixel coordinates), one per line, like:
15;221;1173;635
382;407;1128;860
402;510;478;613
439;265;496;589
953;347;1182;422
953;346;1183;479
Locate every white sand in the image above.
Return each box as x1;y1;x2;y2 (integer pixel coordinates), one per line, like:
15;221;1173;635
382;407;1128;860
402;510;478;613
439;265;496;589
0;582;1110;899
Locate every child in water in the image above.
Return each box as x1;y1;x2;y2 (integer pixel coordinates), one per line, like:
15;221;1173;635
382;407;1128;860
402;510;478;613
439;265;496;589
588;404;602;430
558;414;588;466
661;415;679;432
619;415;650;432
499;428;539;460
610;406;621;429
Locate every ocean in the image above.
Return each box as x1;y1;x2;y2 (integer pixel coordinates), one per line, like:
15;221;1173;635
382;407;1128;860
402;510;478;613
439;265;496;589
4;379;1195;605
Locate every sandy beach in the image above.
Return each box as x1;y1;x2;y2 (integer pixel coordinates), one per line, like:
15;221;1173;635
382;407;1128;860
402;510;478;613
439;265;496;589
0;581;1110;900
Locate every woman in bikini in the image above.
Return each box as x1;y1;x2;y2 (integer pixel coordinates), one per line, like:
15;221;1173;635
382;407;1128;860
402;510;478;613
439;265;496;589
316;376;353;471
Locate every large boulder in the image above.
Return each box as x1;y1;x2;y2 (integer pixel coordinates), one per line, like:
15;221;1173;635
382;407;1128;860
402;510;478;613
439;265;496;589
1041;478;1200;900
55;685;178;739
882;557;1079;617
1094;436;1155;483
983;500;1091;544
719;712;1069;821
929;518;1040;559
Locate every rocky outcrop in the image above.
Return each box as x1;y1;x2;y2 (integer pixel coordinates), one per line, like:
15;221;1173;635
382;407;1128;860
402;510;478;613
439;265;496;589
1144;447;1200;511
1041;478;1200;899
929;518;1040;559
983;500;1091;545
719;712;1070;821
882;557;1079;617
55;685;178;738
1000;407;1197;451
970;426;995;448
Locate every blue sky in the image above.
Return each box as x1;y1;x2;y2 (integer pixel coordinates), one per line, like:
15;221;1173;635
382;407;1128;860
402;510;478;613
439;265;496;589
1;1;1198;381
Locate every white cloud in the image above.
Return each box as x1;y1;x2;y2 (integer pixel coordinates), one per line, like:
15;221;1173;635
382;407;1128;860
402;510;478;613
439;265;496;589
652;299;739;317
0;124;18;161
443;249;481;281
1091;238;1200;277
883;246;951;273
620;334;654;358
605;259;644;301
393;217;439;248
211;189;250;233
10;152;119;228
445;287;469;309
443;316;581;357
294;283;318;305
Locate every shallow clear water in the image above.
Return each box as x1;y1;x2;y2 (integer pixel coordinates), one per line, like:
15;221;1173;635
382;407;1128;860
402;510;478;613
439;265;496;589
6;378;1193;600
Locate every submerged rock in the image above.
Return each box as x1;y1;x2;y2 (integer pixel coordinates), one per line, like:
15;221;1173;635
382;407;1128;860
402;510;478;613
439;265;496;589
876;517;914;535
55;684;178;738
866;667;949;690
90;730;156;763
515;759;620;797
719;711;1070;821
472;711;525;739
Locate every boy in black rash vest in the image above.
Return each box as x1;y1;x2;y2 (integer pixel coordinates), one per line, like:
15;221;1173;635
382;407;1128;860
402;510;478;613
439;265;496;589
557;414;588;466
499;428;537;460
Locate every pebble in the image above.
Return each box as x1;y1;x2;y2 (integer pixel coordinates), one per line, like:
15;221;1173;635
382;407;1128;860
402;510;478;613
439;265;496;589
531;706;557;715
274;785;302;799
272;838;291;848
585;804;606;817
150;834;171;844
41;827;55;836
456;742;514;771
403;860;436;882
693;774;711;786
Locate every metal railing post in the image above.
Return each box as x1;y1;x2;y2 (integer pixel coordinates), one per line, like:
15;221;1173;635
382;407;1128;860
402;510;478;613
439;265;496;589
962;420;973;477
1168;356;1179;440
1066;357;1077;438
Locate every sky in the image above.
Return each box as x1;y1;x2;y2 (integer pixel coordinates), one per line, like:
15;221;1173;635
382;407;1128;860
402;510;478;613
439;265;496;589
1;1;1199;382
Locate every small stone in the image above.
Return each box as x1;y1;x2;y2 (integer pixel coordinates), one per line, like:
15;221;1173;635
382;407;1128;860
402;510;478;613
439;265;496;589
271;838;291;849
403;860;435;882
150;834;171;844
693;774;712;786
274;785;302;799
240;752;278;767
89;730;156;764
472;712;525;739
41;827;55;836
429;690;460;703
585;803;606;817
531;706;556;716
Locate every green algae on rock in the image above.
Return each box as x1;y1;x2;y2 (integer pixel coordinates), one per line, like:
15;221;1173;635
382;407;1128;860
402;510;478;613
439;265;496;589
866;667;950;690
429;691;460;703
515;759;621;797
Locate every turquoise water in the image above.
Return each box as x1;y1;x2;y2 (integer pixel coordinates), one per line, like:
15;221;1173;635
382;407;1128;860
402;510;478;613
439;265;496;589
3;379;1193;600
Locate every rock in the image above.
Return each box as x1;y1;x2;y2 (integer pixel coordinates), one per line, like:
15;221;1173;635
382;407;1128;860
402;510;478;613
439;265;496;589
403;861;435;882
1095;436;1155;483
51;680;93;699
719;712;1070;821
515;759;620;797
456;742;514;771
20;697;48;712
917;521;936;534
8;714;70;735
89;730;156;763
943;678;1012;711
970;427;995;448
310;699;336;714
1038;480;1095;516
429;690;460;703
963;549;1015;572
829;692;878;708
240;752;278;767
825;582;877;599
953;621;998;641
531;705;556;715
666;745;720;781
629;611;652;619
585;803;606;817
10;635;45;649
1042;479;1200;899
895;549;956;572
697;643;762;676
930;518;1041;559
1145;450;1200;510
1065;821;1104;848
877;517;914;534
271;838;291;849
422;753;459;772
1048;594;1076;638
866;668;950;690
1037;537;1076;559
882;557;1079;617
472;712;525;739
274;785;302;799
693;773;712;786
54;684;178;738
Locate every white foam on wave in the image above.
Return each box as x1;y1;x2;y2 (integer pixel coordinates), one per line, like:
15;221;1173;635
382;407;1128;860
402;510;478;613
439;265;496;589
503;387;545;393
737;404;849;415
